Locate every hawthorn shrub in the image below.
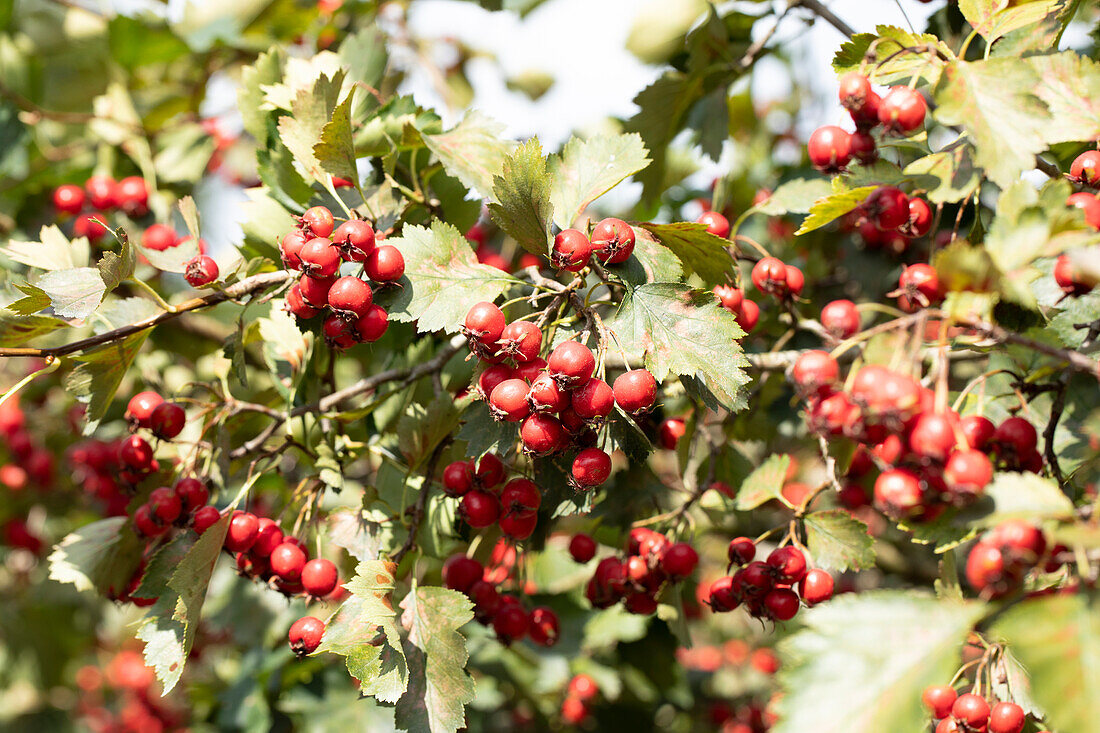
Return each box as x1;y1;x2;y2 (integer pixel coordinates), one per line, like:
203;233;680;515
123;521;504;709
0;1;1098;732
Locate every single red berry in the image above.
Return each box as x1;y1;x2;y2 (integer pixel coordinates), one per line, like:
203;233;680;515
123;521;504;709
270;541;308;582
936;718;962;733
286;283;320;319
989;519;1047;559
909;412;958;461
572;378;614;420
514;356;546;383
590;217;635;264
85;176;118;210
501;478;541;516
301;206;334;238
878;86;927;134
528;606;560;646
944;449;993;496
149;402;186;440
896;263;944;312
1054;254;1093;296
1068;192;1100;229
490;378;532;422
736;299;760;333
767;546;807;584
951;694;991;728
148;486;182;524
499;510;538;540
866;186;909;230
492;603;529;642
960;415;996;451
142;224;178;252
728;537;756;566
751;257;789;297
443;554;483;593
288;616;325;656
658;417;686;450
301;558;339;597
820;299;860;340
115;176;148;216
569;533;597;563
133;504;166;537
838;72;875;122
355;304;389;342
225;511;260;552
475;453;506;489
174;477;209;513
332;219;376;261
988;701;1025;733
366;245;405;281
713;285;744;312
442;460;474;497
697;211;730;238
790;350;839;396
251;520;284;558
547;341;595;386
612;369;657;414
326;276;373;318
874;468;924;517
499;321;543;363
528;372;569;413
464;301;507;349
119;435;154;471
322;314;357;350
807;125;852;172
184;255;219;287
921;685;958;720
53;184;86;215
1070;150;1100;187
661;543;699;579
192;506;221;535
469;580;501;623
461;489;501;528
763;587;800;621
900;197;933;237
797;568;834;605
552;229;593;271
849;129;878;163
126;391;164;428
707;576;739;612
520;413;567;455
966;541;1005;592
784;265;805;296
572;447;612;488
993;416;1038;460
280;230;308;269
568;673;598;701
74;212;108;243
299;237;341;278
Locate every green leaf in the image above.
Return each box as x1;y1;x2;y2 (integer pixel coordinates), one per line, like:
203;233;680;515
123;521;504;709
96;236;136;294
0;310;66;346
457;403;518;460
397;393;462;470
933;58;1051;189
1025;51;1100;145
375;221;519;334
47;516;144;596
257;300;312;372
178;196;201;242
991;593;1099;733
903;140;980;205
803;510;875;572
314;91;358;185
637;222;737;287
36;268;106;320
0;225;89;271
795;183;877;236
982;471;1075;526
138;236;201;274
618;228;684;286
582;604;649;652
64;331;149;430
394;583;476;733
138;510;230;693
753;178;834;216
319;560;408;703
422;111;516;199
8;284;51;316
610;283;749;412
487;138;554;257
624;72;705;203
735;453;790;511
239;48;285;146
990;0;1079;57
775;593;986;733
832;25;955;86
326;508;386;564
548;133;650;229
277;70;347;183
959;0;1070;44
607;406;653;463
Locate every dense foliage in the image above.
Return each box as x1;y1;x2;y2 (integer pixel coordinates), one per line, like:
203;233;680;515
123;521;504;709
1;1;1099;731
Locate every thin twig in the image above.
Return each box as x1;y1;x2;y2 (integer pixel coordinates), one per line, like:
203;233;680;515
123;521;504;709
392;437;451;564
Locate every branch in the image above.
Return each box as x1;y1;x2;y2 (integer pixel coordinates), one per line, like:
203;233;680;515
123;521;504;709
950;313;1099;376
392;437;451;564
797;0;856;39
0;271;293;358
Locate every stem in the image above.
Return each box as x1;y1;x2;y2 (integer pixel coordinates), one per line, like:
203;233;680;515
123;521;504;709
392;438;451;564
128;278;176;313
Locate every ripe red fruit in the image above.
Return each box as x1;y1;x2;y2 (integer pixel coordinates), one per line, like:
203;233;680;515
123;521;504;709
736;299;760;333
791;350;839;395
866;186;909;230
322;314;357;350
442;554;483;593
960;414;996;451
874;468;924;517
900;197;933;237
784;264;805;296
878;86;927;134
464;301;507;350
85;176;118;210
921;685;958;720
286;283;320;319
301;558;339;597
493;603;529;642
326;276;373;318
1070;149;1100;187
561;697;588;725
332;219;375;261
944;449;993;495
714;284;743;312
489;378;532;422
1067;192;1100;229
797;569;834;605
751;257;787;297
572;447;612;488
764;588;800;621
728;537;756;566
520;413;566;455
569;533;597;563
133;504;165;537
251;520;284;558
527;372;568;413
499;321;542;363
658;417;686;449
896;263;944;312
612;369;657;414
461;489;501;528
552;229;592;271
53;184;86;215
442;460;474;497
951;693;991;728
149;402;186;440
568;673;598;701
499;511;538;540
838;72;872;110
354;304;389;342
909;412;957;461
301;206;334;238
988;701;1025;733
74;212;108;242
118;435;154;471
569;379;613;421
708;576;739;612
1054;254;1093;296
547;341;595;385
366;245;405;281
807;125;852;172
116;176;149;216
184;255;219;287
280;230;308;269
990;519;1047;559
528;606;560;646
590;217;635;264
142;223;178;252
820;299;860;340
474;454;506;489
697;211;730;238
192;506;221;535
126;391;164;428
966;541;1005;591
767;546;807;583
661;543;699;579
270;541;308;581
849;129;877;164
501;478;541;517
299;237;341;277
225;511;260;552
174;478;209;513
288;616;324;656
993;416;1038;459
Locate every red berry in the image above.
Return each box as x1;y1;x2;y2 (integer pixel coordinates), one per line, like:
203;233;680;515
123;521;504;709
909;412;957;461
878;86;927;134
443;554;483;593
568;673;598;701
784;265;805;296
944;449;993;496
475;454;506;488
354;304;389;342
572;378;614;420
520;413;566;455
85;176;118;210
184;255;219;287
492;603;529;642
270;541;308;581
301;206;334;238
332;219;376;261
53;184;86;215
658;417;686;449
988;701;1025;733
661;543;699;579
849;129;878;164
896;263;944;312
569;533;597;563
728;537;756;566
142;224;178;252
951;693;991;728
299;275;333;311
280;230;308;269
501;478;541;516
149;402;186;440
590;217;635;264
119;435;154;471
874;469;924;517
74;213;108;243
499;511;538;540
288;616;324;656
708;576;739;612
251;520;284;558
552;229;592;271
528;372;569;413
148;486;182;525
1070;149;1100;187
326;276;373;318
697;211;730;238
442;460;474;497
900;197;933;237
528;606;560;646
993;416;1038;460
133;504;165;537
751;257;788;297
286;283;320;319
767;546;807;583
1054;254;1093;296
464;302;506;348
469;580;501;623
838;73;877;126
990;519;1047;559
322;314;356;350
489;378;532;422
820;299;860;339
736;299;759;333
461;489;500;528
1068;192;1100;229
299;237;341;278
763;587;800;621
807;125;852;172
921;685;958;720
174;478;209;513
714;284;744;312
797;569;834;605
613;369;657;414
301;558;339;597
790;350;839;396
116;176;149;216
225;511;260;552
547;341;595;386
192;506;221;535
866;186;909;230
960;415;996;451
126;391;164;428
365;245;405;281
572;447;612;488
499;321;543;363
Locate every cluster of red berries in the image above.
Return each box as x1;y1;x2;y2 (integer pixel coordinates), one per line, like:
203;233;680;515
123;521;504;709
442;453;546;540
796;354;1043;521
560;674;599;725
582;527;698;615
69;438;140;517
465;221;541;273
52;176;150;243
219;509;341;600
76;650;186;733
709;254;806;336
807;72;927;174
131;478;211;541
1066;149;1100;230
0;395;55;493
442;553;560;645
550;218;636;269
707;539;832;622
922;686;1031;733
964;519;1055;599
280;206;401;348
110;391;188;489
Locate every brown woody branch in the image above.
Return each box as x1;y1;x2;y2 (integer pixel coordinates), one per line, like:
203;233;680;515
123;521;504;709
391;437;452;565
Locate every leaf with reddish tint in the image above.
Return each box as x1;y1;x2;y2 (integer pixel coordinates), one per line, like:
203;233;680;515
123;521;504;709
637;222;737;287
960;0;1069;45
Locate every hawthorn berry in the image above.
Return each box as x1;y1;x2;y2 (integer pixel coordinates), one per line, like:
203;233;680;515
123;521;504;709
528;372;569;413
878;86;927;134
661;543;699;579
355;304;389;342
489;378;532;422
951;693;991;728
1054;254;1093;296
288;616;325;656
366;245;405;281
115;176;148;216
751;256;789;297
149;402;186;440
499;511;538;540
299;238;341;278
922;685;958;720
148;486;182;524
874;468;924;518
499;321;542;363
838;72;871;111
280;230;308;269
492;603;529;643
767;546;807;583
53;184;86;215
74;213;108;242
119;435;154;472
332;219;375;261
807;125;852;172
908;412;957;462
184;255;219;287
477;364;513;400
461;489;501;528
326;276;373;318
896;263;944;312
224;511;260;553
85;176;118;210
849;129;878;164
572;377;614;420
713;284;743;312
520;413;567;455
126;391;164;428
322;314;357;350
442;554;483;593
251;520;284;558
1070;149;1100;187
301;206;334;238
528;606;560;646
820;299;860;340
612;369;657;414
798;569;834;606
469;580;501;623
301;558;339;597
944;449;993;496
552;229;592;271
992;416;1038;462
572;447;612;488
442;460;474;497
513;356;546;383
192;506;221;535
763;588;800;621
1067;192;1100;230
174;477;209;512
784;264;805;296
133;505;165;537
569;533;597;563
988;701;1025;733
568;673;598;701
142;223;178;252
966;541;1006;592
474;453;506;488
697;211;730;238
900;197;933;237
270;541;308;582
501;478;541;517
708;576;739;612
547;341;595;386
728;537;756;566
960;415;996;451
658;417;686;450
865;186;909;230
590;217;635;264
735;299;760;333
790;350;839;396
286;284;321;319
